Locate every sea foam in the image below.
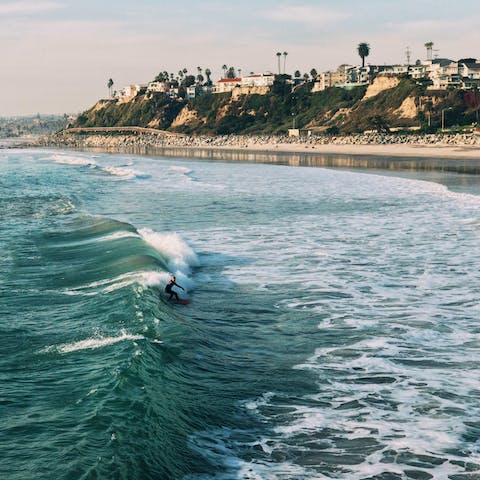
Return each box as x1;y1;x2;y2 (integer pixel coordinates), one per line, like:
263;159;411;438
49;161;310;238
45;330;144;354
101;165;145;179
47;154;97;167
139;228;199;288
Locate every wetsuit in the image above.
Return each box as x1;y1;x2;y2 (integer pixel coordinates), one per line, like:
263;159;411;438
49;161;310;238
165;280;182;301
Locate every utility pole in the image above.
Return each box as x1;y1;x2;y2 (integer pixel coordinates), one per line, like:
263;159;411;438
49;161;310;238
441;108;451;131
475;86;479;124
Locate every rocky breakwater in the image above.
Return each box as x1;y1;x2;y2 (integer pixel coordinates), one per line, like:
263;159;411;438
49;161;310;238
38;130;480;152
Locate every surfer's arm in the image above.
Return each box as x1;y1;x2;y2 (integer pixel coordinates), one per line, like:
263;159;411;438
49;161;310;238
174;281;184;290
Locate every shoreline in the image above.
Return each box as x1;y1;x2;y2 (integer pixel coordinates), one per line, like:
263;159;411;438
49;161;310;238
206;141;480;159
31;131;480;172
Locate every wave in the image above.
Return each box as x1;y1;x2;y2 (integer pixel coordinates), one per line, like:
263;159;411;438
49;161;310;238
139;228;199;288
100;165;147;179
44;154;147;180
40;215;198;295
47;153;97;167
169;166;192;175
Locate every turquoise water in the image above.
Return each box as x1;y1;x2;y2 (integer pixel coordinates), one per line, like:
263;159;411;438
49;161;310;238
1;148;480;479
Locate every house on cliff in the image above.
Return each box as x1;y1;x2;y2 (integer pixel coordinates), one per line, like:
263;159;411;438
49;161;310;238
240;73;275;87
215;78;242;93
116;84;145;101
147;81;169;93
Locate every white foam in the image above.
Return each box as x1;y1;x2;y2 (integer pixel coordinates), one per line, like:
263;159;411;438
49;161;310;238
187;428;315;480
169;166;192;174
139;228;199;288
66;270;170;294
101;165;144;178
47;154;97;167
47;330;144;354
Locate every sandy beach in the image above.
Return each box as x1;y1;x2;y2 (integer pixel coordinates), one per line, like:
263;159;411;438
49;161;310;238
194;141;480;159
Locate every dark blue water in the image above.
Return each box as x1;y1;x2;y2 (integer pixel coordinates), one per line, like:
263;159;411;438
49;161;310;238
1;148;480;479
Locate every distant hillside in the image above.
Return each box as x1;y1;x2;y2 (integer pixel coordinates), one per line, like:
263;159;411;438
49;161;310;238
73;77;479;135
0;115;68;138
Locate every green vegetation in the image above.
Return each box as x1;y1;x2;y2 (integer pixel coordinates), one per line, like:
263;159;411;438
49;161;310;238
168;78;366;135
76;94;185;130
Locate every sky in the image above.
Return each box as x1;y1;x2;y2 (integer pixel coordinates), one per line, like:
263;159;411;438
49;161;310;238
0;0;479;116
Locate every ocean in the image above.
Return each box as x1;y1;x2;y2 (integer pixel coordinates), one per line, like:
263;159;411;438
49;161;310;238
1;147;480;480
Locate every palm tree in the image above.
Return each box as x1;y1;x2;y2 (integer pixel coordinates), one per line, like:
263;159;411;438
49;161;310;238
222;64;228;78
310;69;318;81
294;70;301;79
303;72;310;82
424;41;434;61
205;68;212;85
357;42;370;67
276;52;282;74
107;78;114;98
283;52;288;74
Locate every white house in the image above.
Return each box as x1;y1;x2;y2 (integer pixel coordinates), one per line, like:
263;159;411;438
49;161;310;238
314;66;350;91
118;84;144;100
425;59;460;90
147;81;169;93
187;85;205;99
459;63;480;80
345;66;372;85
408;64;426;79
240;73;275;87
215;78;242;93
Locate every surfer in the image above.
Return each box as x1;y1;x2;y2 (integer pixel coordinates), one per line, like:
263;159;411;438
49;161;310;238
165;275;184;302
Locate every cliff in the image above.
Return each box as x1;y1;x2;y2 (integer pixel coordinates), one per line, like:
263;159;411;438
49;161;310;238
73;77;478;135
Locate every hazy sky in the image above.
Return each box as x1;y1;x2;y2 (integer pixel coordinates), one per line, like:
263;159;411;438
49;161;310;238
1;0;479;116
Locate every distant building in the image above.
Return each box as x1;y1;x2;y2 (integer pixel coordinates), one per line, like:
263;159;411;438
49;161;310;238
147;81;169;93
117;84;144;100
315;67;349;91
240;73;275;87
186;85;206;99
312;55;479;94
408;64;426;79
344;65;374;86
425;59;460;90
215;78;242;93
168;88;179;98
460;63;480;80
201;85;215;94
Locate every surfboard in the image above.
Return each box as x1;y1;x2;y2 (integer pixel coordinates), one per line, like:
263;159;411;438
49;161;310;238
176;299;190;305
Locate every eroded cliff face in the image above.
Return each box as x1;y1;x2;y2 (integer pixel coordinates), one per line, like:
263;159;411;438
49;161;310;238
363;75;401;100
231;86;270;101
394;96;418;119
170;105;199;128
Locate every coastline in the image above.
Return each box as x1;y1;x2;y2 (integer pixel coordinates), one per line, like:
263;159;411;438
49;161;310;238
34;131;480;172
